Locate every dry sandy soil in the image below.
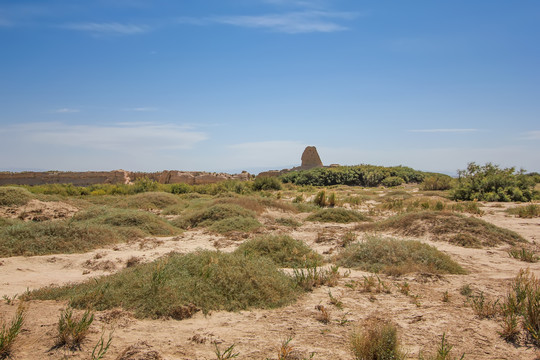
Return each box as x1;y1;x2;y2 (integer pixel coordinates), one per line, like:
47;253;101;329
1;197;540;359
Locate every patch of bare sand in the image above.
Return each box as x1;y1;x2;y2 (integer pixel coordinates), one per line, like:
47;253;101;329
2;206;540;359
0;199;79;221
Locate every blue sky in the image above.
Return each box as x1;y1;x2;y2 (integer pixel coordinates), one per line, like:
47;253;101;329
0;0;539;175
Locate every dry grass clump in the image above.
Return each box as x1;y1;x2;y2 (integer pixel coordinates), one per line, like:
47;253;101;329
0;303;25;359
171;204;256;230
0;205;180;257
508;247;539;263
335;236;466;276
126;192;180;210
275;217;302;228
350;317;405;360
0;186;33;206
73;206;178;236
507;204;540;218
235;234;323;268
307;208;369;223
0;221;127;257
54;307;94;350
497;269;540;345
357;211;524;247
28;251;301;319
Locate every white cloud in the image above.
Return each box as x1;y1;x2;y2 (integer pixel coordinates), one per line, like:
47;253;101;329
62;22;150;35
214;11;356;33
4;122;207;152
53;108;80;113
523;131;540;140
408;128;479;133
124;107;158;112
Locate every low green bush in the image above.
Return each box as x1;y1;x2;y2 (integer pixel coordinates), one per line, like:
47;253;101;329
307;208;368;223
335;236;466;276
253;176;282;191
381;176;404;187
28;251;301;318
422;174;453;191
126;192;180;210
506;204;540;218
358;211;524;247
451;162;536;202
73;206;178;236
235;235;322;267
0;187;33;206
171;204;256;229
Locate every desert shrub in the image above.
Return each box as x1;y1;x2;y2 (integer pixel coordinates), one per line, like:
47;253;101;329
171;204;256;229
313;190;327;207
292;265;341;291
470;291;500;319
126;192;179;210
0;218;15;228
451;162;535;202
0;187;33;206
132;177;159;193
253;176;282;191
418;333;465;360
335;236;466;276
28;251;301;318
55;307;94;350
350;317;405;360
381;176;404;187
73;206;178;236
169;183;193;194
0;303;25;359
422;175;453;191
235;235;322;268
275;217;302;228
357;211;524;247
0;221;133;257
307;208;368;223
507;204;540;218
208;216;261;234
498;269;540;344
281;165;425;187
508;247;539;263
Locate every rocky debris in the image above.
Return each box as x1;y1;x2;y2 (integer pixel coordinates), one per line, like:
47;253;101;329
115;342;163;360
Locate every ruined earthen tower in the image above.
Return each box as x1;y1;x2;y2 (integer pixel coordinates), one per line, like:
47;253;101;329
301;146;323;169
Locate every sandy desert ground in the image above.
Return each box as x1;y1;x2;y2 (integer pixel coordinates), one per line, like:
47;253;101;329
1;188;540;360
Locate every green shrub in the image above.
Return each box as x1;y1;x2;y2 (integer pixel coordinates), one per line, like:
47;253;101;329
253;176;282;191
0;303;25;359
335;236;466;276
358;211;524;247
350;317;405;360
0;187;33;206
507;204;540;218
126;192;179;210
235;235;322;267
55;307;94;350
422;175;453;191
0;221;131;257
28;251;301;318
281;165;425;187
171;204;256;229
313;190;327;207
381;176;404;187
275;217;302;228
132;177;159;193
208;216;261;234
451;162;535;202
169;183;193;194
307;208;368;223
73;206;178;236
